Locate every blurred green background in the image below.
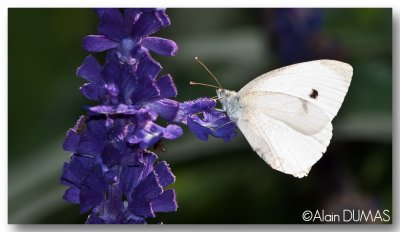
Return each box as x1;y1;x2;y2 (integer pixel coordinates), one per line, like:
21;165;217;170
8;8;392;224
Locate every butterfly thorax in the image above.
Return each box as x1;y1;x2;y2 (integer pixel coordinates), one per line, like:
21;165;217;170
216;89;240;121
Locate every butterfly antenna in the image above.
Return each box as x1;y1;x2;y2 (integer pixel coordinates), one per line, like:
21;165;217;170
195;56;223;88
190;81;220;89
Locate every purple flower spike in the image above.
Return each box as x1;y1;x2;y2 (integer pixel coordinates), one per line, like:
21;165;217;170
63;8;182;224
63;8;237;224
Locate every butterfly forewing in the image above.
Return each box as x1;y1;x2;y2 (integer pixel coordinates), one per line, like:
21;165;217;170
238;60;352;120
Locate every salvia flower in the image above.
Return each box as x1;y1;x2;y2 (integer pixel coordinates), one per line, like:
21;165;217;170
61;151;176;223
174;98;237;142
82;9;178;64
77;52;179;119
61;8;237;224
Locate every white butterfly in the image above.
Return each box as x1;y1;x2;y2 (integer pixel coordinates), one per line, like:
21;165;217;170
194;59;352;178
215;60;353;178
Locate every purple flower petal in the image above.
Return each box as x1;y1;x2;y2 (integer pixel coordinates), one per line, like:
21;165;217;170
101;53;125;83
146;99;179;121
151;189;177;213
173;98;216;123
75;119;108;156
154;9;171;27
123;9;141;33
76;55;103;83
187;110;237;143
82;35;119;52
155;161;175;187
187;116;211;141
126;135;141;144
63;130;80;153
80;83;103;102
139;124;164;149
79;166;108;214
141;151;158;177
63;187;80;204
157;74;177;98
83;164;108;194
164;125;183;140
128;76;160;105
127;121;183;149
130;201;154;218
95;8;124;40
87;104;140;115
80;190;104;214
202;110;237;142
63;116;86;153
136;52;162;80
130;10;170;38
142;37;178;56
60;155;93;188
119;167;142;198
129;172;163;217
101;145;124;168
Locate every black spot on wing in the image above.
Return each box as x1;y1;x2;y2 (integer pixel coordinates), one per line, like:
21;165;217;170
309;89;318;99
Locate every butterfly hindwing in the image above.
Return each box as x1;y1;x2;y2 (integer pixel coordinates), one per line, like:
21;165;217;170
237;109;330;178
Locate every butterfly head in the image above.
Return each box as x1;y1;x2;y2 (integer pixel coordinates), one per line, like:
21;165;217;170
216;89;236;99
192;56;238;113
216;89;239;114
216;88;226;99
